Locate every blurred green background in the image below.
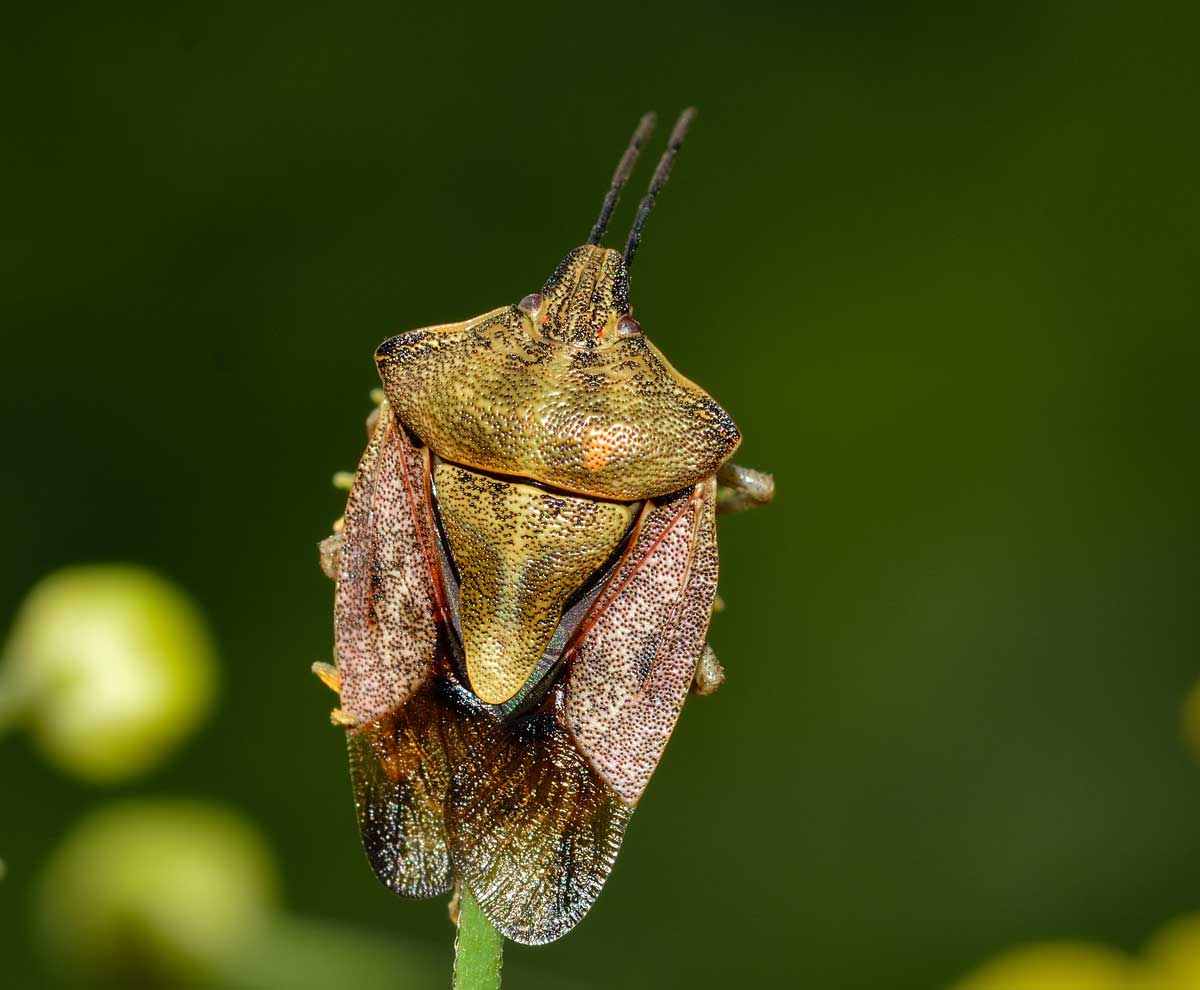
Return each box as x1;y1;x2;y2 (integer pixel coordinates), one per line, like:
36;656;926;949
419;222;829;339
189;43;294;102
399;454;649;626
2;2;1198;987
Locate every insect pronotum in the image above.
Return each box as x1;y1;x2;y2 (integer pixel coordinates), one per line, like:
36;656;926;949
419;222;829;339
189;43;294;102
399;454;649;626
316;108;774;944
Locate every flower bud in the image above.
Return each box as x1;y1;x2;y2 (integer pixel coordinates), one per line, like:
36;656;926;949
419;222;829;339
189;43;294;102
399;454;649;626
1;565;217;782
35;800;278;984
954;942;1134;990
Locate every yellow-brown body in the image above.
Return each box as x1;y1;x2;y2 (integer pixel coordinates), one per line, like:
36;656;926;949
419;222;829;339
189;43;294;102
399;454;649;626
323;110;772;944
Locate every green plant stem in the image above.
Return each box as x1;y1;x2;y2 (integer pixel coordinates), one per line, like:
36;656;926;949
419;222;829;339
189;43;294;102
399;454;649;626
453;889;503;990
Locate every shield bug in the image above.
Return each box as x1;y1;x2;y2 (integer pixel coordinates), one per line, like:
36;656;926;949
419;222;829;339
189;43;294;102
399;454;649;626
316;108;774;944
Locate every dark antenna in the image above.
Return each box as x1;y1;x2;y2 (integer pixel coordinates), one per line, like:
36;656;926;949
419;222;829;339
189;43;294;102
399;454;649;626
622;107;697;272
586;112;658;246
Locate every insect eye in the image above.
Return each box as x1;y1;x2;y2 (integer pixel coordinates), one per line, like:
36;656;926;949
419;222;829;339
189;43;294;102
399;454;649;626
616;315;642;337
518;293;543;316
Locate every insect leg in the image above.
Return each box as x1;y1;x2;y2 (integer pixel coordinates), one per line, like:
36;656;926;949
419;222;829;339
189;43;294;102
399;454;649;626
365;388;386;436
690;643;725;696
716;462;775;515
318;530;343;580
311;661;341;694
322;387;388;582
313;664;354;724
696;591;727;695
329;707;359;727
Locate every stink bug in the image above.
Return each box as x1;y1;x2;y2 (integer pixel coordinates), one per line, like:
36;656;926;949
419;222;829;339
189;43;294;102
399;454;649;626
316;109;774;944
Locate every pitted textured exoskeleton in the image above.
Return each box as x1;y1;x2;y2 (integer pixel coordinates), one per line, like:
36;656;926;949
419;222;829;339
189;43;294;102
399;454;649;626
315;109;773;944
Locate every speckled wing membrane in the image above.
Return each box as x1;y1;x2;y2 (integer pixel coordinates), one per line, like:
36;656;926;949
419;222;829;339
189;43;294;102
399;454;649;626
334;399;440;723
349;629;634;944
565;479;719;806
337;402;454;898
442;677;633;945
348;682;455;898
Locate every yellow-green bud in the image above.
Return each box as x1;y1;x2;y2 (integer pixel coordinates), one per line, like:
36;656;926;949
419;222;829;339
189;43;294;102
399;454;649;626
35;800;279;984
0;565;217;782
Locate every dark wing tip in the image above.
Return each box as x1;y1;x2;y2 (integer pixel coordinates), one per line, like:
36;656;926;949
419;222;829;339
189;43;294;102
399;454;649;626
445;693;633;944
